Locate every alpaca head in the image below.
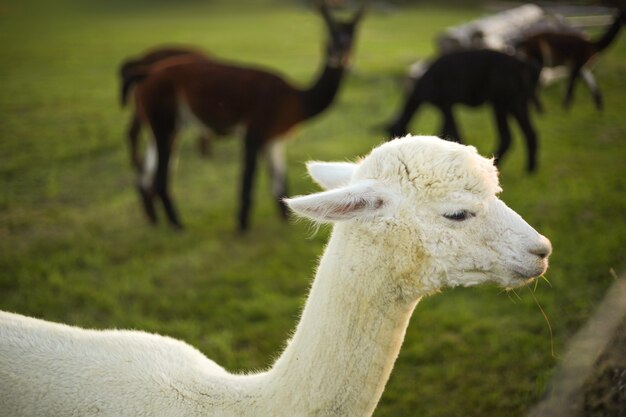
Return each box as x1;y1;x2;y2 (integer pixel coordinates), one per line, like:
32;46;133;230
286;135;551;296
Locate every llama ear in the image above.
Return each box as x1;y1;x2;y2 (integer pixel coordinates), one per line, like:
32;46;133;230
285;180;395;222
306;161;358;190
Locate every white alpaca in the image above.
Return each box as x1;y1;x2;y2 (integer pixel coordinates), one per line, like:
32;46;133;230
0;135;551;417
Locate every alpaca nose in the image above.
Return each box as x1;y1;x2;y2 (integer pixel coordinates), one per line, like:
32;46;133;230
529;236;552;259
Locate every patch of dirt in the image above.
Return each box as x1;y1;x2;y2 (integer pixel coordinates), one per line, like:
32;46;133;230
582;317;626;417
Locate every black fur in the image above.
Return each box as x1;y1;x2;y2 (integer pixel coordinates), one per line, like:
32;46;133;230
386;49;542;172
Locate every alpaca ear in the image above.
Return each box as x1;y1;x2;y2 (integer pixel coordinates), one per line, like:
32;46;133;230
285;180;395;222
306;161;358;190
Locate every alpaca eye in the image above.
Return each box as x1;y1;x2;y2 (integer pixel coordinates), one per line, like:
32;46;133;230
443;210;475;221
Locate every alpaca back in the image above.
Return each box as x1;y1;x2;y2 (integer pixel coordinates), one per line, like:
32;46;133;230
0;311;237;417
419;49;537;106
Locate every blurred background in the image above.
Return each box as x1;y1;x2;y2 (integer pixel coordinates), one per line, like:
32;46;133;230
1;0;625;416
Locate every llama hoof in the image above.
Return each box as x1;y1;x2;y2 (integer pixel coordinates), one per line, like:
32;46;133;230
237;222;250;234
137;189;158;225
562;100;572;110
171;223;185;232
278;204;291;221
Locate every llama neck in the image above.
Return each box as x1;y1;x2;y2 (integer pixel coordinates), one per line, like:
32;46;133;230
300;60;346;120
593;13;624;52
265;224;423;417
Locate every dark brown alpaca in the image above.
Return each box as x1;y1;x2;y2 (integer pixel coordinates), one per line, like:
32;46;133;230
125;3;364;231
516;10;625;110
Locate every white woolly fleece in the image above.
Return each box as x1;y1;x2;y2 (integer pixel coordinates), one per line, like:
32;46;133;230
0;135;551;417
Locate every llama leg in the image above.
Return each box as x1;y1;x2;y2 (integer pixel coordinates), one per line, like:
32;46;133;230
440;106;462;143
386;89;422;139
150;119;184;230
492;106;512;167
266;140;289;220
580;68;603;111
128;113;142;173
563;63;583;109
530;90;544;114
239;132;261;232
198;130;214;158
137;138;158;225
511;104;538;173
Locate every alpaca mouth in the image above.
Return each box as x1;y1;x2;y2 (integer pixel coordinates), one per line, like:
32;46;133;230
511;274;537;287
498;271;537;290
510;264;547;284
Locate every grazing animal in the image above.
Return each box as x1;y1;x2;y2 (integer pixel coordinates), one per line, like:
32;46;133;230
119;47;213;171
516;10;626;110
126;3;364;231
0;136;552;417
386;49;542;172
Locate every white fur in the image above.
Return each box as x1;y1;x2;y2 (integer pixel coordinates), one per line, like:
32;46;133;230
140;139;157;190
438;4;547;53
267;141;287;198
580;67;599;97
306;161;356;189
0;135;551;417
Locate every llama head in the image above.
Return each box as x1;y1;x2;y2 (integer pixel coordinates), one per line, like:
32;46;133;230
286;135;551;295
317;0;365;68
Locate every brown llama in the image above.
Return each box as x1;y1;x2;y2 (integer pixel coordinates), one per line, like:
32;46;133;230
516;10;626;110
124;3;364;231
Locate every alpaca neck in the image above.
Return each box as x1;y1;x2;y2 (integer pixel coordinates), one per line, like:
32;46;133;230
300;59;346;120
593;13;624;52
265;224;423;416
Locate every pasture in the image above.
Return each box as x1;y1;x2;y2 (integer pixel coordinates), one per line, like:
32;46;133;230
1;1;625;416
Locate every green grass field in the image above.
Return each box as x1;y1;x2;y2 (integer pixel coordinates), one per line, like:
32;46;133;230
1;1;625;416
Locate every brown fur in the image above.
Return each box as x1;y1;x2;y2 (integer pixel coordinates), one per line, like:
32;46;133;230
125;3;364;231
516;11;625;110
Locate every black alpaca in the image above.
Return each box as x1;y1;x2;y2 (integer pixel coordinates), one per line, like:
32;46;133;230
386;49;542;172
